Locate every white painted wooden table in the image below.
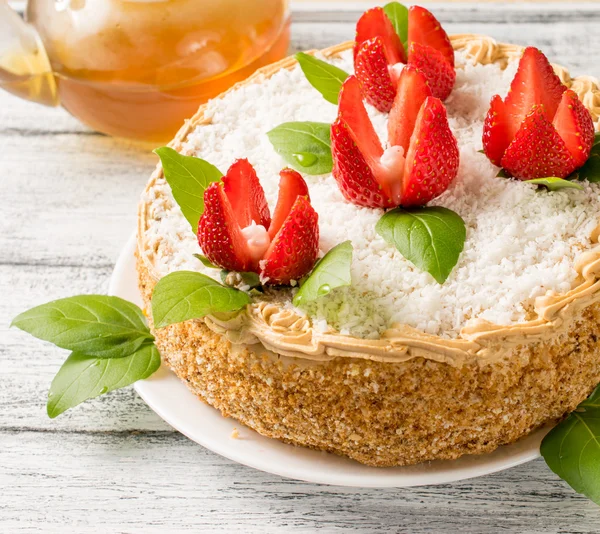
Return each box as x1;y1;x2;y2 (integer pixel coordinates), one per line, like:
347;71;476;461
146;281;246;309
2;3;600;532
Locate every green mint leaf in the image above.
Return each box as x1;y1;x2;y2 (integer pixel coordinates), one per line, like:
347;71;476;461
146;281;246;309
151;271;250;328
577;151;600;183
541;384;600;505
47;344;161;418
154;147;223;234
295;52;349;105
267;121;333;175
193;253;220;269
293;241;353;306
526;177;584;191
594;131;600;146
376;207;466;284
383;2;409;52
497;169;510;178
477;149;485;154
11;296;153;359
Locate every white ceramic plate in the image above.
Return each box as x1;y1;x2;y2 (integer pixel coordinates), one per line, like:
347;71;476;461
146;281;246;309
109;234;548;487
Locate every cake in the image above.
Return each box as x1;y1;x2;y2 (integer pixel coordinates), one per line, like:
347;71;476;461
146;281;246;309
136;6;600;467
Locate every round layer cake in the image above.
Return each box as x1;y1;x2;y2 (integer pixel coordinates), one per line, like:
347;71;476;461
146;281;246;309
137;36;600;467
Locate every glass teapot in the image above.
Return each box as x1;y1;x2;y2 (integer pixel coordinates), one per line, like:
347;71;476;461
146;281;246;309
0;0;290;142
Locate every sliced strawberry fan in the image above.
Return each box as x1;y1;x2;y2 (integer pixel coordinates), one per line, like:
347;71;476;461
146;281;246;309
354;4;456;112
197;159;319;285
331;73;459;209
482;47;595;179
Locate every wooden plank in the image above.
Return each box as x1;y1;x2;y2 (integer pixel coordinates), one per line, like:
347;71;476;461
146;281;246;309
1;431;600;532
292;2;600;23
0;94;155;267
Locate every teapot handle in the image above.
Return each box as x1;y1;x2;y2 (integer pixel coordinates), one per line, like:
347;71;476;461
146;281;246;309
0;0;58;106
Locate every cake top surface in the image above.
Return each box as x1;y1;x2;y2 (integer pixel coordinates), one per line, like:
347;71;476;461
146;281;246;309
141;47;600;341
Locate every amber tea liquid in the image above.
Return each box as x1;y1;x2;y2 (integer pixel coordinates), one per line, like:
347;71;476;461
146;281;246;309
5;0;290;142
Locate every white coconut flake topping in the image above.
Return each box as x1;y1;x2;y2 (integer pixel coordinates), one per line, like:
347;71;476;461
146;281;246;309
142;50;600;339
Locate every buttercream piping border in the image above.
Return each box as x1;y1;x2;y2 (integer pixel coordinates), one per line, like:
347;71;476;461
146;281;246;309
137;35;600;368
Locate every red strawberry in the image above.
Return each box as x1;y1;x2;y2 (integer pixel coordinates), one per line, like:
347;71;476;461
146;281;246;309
331;119;396;208
223;158;271;229
261;196;319;285
198;161;319;284
332;76;396;208
407;6;454;66
552;89;595;167
268;168;309;240
402;97;460;206
503;47;566;141
481;47;594;179
355;37;397;113
198;182;252;272
331;76;459;209
337;75;384;167
482;95;512;167
501;106;576;180
388;65;431;151
407;42;455;101
354;7;406;64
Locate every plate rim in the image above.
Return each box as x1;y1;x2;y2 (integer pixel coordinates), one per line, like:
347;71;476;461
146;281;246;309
109;233;544;488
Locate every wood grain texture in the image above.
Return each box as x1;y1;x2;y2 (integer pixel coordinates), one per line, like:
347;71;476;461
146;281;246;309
2;3;600;532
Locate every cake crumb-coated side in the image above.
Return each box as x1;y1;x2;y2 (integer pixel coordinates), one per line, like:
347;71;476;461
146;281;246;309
138;252;600;466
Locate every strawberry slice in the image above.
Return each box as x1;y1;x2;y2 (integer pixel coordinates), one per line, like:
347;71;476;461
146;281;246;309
331;119;395;208
388;65;431;152
333;76;398;207
261;196;319;285
332;76;459;209
552;89;595;167
482;95;512;167
198;182;253;272
268;168;310;240
199;161;320;284
407;42;455;101
501;106;576;180
337;75;384;169
354;7;406;64
355;37;397;113
222;158;271;229
402;97;460;207
407;6;454;66
503;47;566;141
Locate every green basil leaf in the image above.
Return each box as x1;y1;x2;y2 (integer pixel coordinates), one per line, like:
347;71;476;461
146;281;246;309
11;296;153;359
151;271;250;328
47;344;161;418
577;151;600;183
154;147;223;233
541;384;600;505
193;253;220;269
267;121;332;175
295;52;349;105
526;177;584;191
383;2;409;52
376;207;466;284
293;241;353;306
